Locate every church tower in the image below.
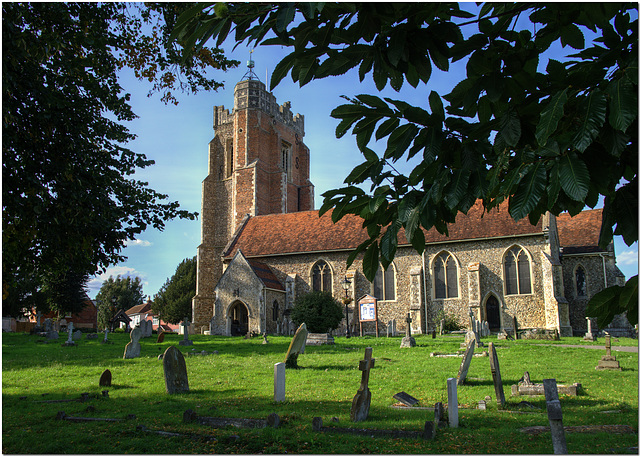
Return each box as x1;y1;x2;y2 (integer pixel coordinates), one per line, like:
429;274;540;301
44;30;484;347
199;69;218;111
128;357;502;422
192;66;315;332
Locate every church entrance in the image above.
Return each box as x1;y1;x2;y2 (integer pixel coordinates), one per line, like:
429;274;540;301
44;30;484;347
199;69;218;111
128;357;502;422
486;296;501;332
229;301;249;336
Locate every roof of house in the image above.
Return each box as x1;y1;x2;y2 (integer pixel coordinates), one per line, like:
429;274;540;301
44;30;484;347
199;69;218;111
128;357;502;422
125;302;152;316
224;199;545;259
556;209;605;254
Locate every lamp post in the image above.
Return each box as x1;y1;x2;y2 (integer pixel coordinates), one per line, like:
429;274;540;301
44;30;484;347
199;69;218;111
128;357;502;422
341;276;352;338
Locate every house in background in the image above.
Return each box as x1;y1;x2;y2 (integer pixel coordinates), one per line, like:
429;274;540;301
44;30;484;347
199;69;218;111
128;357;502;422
25;295;98;331
124;299;179;333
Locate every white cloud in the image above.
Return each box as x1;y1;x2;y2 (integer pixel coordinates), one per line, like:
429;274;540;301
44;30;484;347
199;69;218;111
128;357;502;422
86;266;149;299
124;239;152;247
617;249;638;267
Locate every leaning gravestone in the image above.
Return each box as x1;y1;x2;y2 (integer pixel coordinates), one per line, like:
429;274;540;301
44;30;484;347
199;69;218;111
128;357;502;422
284;323;308;369
163;346;189;394
123;327;142;359
156;331;165;343
350;347;375;422
456;338;476;385
99;369;112;387
73;330;82;340
488;342;506;408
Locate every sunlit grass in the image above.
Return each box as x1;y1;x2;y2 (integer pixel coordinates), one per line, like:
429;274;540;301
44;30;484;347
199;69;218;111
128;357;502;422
2;332;638;453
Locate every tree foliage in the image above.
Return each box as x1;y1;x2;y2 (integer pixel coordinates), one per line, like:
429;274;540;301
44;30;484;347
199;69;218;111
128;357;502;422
152;256;197;324
95;275;144;330
291;291;344;333
171;3;638;326
2;3;238;317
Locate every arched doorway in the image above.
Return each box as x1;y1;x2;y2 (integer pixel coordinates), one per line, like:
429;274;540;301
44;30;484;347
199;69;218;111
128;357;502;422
229;301;249;336
485;296;501;332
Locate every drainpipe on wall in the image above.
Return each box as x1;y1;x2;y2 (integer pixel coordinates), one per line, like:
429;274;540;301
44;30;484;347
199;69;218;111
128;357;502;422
599;253;608;288
422;251;429;333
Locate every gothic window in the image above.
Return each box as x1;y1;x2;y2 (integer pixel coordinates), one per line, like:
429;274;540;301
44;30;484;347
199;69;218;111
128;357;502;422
225;138;233;178
433;252;458;299
272;300;280;321
312;260;332;292
281;141;292;178
575;266;586;297
504;246;532;295
373;264;396;301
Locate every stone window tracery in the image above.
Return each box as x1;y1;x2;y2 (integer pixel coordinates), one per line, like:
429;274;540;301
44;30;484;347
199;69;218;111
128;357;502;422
373;263;395;301
272;300;279;321
433;252;458;299
504;246;532;295
312;260;332;292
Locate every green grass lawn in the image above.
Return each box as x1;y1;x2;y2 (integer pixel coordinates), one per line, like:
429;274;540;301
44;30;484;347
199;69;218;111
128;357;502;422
2;331;638;454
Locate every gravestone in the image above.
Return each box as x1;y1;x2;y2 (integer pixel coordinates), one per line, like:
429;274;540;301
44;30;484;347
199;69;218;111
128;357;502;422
434;402;447;428
86;333;98;340
44;318;53;333
400;313;416;348
123;327;142;359
73;330;82;340
101;328;110;344
431;330;436;339
456;338;476;385
284;323;308;369
447;378;458;428
386;319;397;337
488;342;506;408
63;323;76;346
543;378;568;454
139;320;152;338
583;317;596;341
350;347;375;422
99;369;112;387
393;392;419;407
47;330;59;340
179;319;193;346
163;346;189;394
596;334;621;370
262;333;269;344
274;362;285;402
156;331;165;343
439;319;444;335
511;371;581;396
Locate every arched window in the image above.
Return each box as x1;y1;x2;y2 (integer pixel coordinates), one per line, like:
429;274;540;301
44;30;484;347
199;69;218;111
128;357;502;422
312;260;332;292
575;266;586;297
504;246;532;295
272;300;279;321
373;264;395;301
433;252;458;299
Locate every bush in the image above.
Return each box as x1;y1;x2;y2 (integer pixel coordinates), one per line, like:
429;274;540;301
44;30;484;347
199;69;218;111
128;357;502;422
436;309;464;332
291;291;344;333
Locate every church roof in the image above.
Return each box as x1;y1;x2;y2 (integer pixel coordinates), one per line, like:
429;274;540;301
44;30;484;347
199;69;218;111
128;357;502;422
247;259;285;291
224;200;550;259
556;209;605;254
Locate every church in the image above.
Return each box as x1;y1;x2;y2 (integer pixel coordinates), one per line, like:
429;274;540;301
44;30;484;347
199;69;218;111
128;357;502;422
191;72;630;339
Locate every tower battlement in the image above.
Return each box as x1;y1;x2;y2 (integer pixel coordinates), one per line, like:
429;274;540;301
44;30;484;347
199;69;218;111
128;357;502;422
213;79;304;136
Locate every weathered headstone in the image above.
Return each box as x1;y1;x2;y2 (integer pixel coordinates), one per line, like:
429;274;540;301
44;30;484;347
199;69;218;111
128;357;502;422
393;391;419;407
447;378;458;428
179;319;193;346
73;330;82;340
431;329;436;339
284;323;308;369
63;323;76;346
156;331;165;343
262;333;269;344
163;346;189;394
596;334;621;370
488;342;506;408
439;319;445;336
583;317;596;341
477;400;487;410
456;338;476;385
274;362;285;402
386;319;397;337
123;327;142;359
543;379;568;454
350;347;375;422
47;330;59;340
434;402;447;428
99;369;112;387
513;316;519;339
44;318;53;333
101;328;110;344
400;313;416;348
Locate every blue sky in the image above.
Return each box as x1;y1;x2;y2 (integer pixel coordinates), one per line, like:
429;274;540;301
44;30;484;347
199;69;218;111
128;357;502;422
86;11;639;299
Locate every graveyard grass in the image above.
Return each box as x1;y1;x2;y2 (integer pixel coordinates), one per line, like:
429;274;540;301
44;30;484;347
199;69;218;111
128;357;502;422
2;332;638;454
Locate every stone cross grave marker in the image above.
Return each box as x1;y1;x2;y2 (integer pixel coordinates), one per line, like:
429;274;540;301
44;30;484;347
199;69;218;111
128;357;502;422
447;378;458;428
543;378;568;454
584;317;596;341
400;313;416;348
179;319;193;346
488;342;506;408
274;362;285;402
99;369;112;387
66;322;75;344
123;327;142;359
163;346;189;394
284;323;308;369
596;334;621;370
102;328;109;343
350;347;375;422
456;338;476;385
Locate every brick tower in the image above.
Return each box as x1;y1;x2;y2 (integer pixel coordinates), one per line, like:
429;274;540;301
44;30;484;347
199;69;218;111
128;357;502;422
192;73;315;332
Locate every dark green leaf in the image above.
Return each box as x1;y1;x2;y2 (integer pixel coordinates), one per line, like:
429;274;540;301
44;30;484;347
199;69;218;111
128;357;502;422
607;76;638;132
536;88;568;147
572;90;607;152
509;162;547;220
558;153;590;201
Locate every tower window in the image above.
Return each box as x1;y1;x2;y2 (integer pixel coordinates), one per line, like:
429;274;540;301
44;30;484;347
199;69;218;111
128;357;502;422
225;138;233;178
281;141;292;178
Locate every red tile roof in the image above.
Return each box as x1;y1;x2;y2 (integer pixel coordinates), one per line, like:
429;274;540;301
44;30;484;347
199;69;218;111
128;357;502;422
125;302;152;316
556;209;605;254
247;259;285;291
225;200;545;258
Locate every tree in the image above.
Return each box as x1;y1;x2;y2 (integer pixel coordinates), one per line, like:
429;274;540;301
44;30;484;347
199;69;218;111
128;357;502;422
170;3;637;327
152;257;196;324
96;275;144;330
291;291;344;333
2;3;238;317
